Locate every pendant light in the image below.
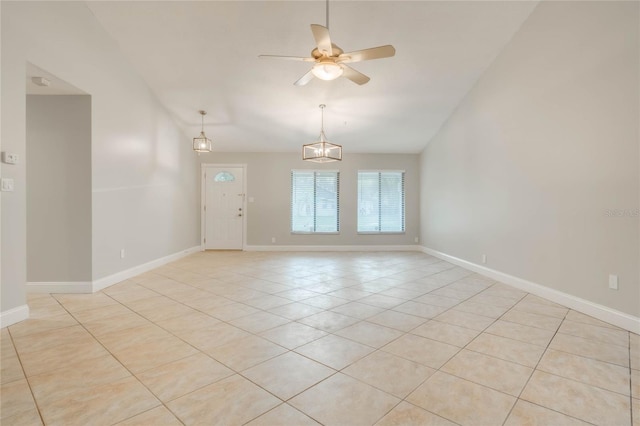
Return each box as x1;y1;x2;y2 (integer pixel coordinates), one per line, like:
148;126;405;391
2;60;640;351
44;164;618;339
303;104;342;162
193;110;213;153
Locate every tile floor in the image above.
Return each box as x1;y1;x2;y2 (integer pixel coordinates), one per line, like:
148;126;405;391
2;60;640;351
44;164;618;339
1;251;638;425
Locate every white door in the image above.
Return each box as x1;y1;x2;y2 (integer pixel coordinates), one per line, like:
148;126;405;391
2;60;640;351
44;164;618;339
203;166;245;249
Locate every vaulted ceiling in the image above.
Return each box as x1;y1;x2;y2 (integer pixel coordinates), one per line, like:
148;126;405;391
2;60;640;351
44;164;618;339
87;1;538;153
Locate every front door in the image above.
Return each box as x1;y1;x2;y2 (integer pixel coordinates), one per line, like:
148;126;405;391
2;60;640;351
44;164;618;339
203;166;244;249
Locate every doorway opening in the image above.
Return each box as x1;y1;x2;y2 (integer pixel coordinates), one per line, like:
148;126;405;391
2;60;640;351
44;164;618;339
26;63;92;292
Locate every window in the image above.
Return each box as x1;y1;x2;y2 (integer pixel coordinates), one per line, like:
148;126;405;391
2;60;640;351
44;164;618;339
213;171;235;182
291;170;339;233
358;171;405;233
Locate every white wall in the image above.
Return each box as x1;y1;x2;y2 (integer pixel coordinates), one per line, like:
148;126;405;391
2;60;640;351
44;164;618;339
420;1;639;317
26;95;92;282
198;152;420;247
1;2;200;322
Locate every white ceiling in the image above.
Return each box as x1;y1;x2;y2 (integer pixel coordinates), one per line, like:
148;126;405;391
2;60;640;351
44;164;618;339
86;1;538;153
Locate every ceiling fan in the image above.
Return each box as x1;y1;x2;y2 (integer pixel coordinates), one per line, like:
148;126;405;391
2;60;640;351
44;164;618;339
259;1;395;86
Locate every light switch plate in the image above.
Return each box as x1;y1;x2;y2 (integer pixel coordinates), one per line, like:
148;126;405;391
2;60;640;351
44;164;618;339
608;274;618;290
1;178;15;192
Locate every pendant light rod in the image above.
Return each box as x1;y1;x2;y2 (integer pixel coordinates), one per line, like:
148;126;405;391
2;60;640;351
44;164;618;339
320;104;326;133
199;110;206;131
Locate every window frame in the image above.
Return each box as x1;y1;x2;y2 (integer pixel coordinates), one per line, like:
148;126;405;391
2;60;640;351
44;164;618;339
357;170;405;234
290;169;340;234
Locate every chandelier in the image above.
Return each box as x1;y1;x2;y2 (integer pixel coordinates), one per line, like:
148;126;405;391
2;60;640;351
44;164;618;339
302;104;342;162
193;110;212;153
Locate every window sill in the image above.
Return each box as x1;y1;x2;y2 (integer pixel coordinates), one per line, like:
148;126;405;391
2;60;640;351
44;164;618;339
357;232;406;235
291;232;340;235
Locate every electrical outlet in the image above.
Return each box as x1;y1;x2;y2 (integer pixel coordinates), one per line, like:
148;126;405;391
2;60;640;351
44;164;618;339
608;274;618;290
1;152;18;165
482;254;487;264
120;249;125;259
414;237;419;243
271;237;276;243
1;178;14;192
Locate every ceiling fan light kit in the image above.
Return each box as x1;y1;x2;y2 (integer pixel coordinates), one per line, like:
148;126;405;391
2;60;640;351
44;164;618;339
303;104;342;163
311;60;343;81
193;110;213;153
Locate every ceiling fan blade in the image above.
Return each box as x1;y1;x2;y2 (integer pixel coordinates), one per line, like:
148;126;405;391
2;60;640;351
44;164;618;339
341;65;370;85
339;45;396;63
259;55;315;62
310;24;333;56
294;69;315;86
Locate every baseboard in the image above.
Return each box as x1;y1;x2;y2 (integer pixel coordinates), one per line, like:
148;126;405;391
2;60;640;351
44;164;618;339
25;247;201;295
27;281;93;294
92;245;201;292
0;304;30;329
245;244;422;252
421;246;639;333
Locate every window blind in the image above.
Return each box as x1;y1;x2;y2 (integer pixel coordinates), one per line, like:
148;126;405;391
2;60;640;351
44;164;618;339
357;171;405;233
291;170;339;233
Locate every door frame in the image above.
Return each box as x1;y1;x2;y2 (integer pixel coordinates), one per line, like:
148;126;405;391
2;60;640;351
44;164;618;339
200;163;247;251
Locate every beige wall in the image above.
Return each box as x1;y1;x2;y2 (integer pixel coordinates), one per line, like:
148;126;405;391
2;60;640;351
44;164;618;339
1;2;200;317
198;152;420;247
420;1;639;316
26;95;92;282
